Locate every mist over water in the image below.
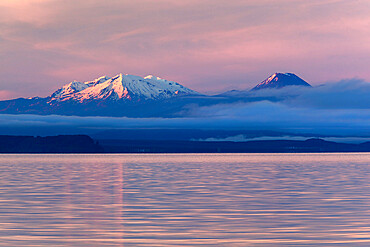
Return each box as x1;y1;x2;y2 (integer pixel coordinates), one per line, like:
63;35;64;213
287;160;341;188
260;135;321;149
0;154;369;246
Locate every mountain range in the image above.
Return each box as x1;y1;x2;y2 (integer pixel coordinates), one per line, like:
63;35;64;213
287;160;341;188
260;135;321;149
0;72;311;117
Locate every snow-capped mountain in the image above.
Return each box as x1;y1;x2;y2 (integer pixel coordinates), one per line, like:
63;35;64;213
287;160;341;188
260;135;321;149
0;72;313;117
218;73;312;97
49;73;199;103
251;73;311;90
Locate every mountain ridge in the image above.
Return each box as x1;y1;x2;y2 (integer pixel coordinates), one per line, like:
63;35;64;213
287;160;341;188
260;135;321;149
48;73;199;103
0;72;313;117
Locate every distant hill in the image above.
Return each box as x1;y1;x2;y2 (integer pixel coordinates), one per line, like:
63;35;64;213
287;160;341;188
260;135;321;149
98;138;370;153
0;135;102;153
1;135;369;153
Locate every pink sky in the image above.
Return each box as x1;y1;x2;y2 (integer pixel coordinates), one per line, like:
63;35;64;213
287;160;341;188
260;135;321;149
0;0;369;99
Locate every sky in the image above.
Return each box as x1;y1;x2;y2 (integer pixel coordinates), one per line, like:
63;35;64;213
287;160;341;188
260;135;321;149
0;0;370;99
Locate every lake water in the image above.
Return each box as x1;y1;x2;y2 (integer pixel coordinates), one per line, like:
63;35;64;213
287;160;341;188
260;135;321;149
0;154;369;246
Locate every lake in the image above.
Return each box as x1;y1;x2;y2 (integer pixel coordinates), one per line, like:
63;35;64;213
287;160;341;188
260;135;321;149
0;153;369;246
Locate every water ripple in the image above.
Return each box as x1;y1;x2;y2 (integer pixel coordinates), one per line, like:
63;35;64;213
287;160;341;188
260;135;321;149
0;153;369;246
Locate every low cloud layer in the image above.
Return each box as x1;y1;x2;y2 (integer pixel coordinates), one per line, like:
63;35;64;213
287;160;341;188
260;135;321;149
244;79;370;109
184;80;370;136
287;79;370;109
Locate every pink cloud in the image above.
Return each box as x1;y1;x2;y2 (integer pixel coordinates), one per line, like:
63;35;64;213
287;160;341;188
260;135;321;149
0;0;369;96
0;90;20;100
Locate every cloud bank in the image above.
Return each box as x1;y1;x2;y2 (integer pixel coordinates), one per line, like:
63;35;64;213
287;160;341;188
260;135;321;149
184;79;370;136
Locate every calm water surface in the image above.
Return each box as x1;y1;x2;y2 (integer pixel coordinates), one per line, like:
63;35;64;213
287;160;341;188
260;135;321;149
0;153;369;246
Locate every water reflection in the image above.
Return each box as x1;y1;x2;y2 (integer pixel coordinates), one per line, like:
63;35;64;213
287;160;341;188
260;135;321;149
0;154;369;246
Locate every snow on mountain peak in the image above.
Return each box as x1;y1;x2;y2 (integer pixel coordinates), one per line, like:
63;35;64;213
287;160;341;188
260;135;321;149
49;73;199;103
144;75;155;80
144;75;165;81
51;81;88;98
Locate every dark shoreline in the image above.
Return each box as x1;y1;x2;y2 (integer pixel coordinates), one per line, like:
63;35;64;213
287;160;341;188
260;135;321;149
0;135;370;153
98;138;370;153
